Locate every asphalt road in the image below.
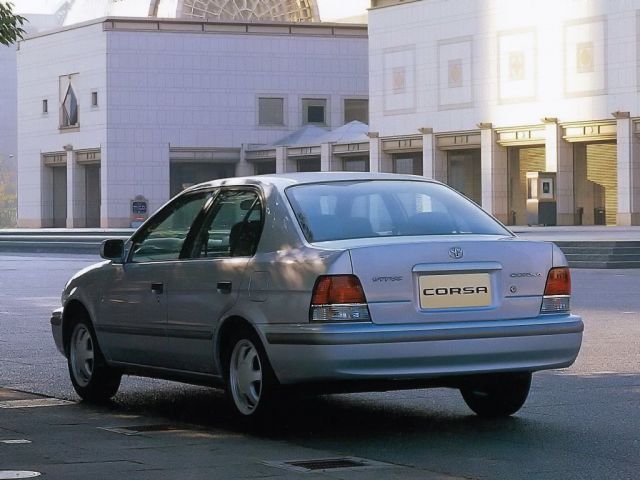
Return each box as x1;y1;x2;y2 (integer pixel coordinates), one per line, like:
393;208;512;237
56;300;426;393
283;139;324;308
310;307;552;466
1;252;639;480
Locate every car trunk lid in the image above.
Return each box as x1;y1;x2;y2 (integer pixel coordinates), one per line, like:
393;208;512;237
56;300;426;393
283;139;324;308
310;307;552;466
348;236;551;324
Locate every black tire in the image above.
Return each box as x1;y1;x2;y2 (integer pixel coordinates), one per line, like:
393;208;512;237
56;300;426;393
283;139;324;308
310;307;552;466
222;327;278;422
460;372;532;418
66;315;121;402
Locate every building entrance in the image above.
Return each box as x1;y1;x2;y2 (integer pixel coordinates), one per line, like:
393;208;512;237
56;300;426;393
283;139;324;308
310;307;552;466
51;165;67;228
574;143;617;226
507;146;545;225
85;164;101;227
447;149;481;204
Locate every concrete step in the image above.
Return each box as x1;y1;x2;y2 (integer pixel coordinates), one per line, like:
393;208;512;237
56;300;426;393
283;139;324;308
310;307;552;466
567;260;640;269
0;231;131;254
564;253;640;262
554;240;640;268
554;240;640;247
560;247;640;255
0;229;133;237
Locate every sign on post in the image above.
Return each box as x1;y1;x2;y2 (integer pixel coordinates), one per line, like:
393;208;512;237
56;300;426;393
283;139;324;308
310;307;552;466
130;195;149;228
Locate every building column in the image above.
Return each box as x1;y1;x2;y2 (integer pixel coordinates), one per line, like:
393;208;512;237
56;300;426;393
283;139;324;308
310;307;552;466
616;113;640;225
368;132;381;173
544;119;574;225
320;143;332;172
421;128;447;182
480;124;508;224
275;146;287;173
236;144;254;177
65;146;85;228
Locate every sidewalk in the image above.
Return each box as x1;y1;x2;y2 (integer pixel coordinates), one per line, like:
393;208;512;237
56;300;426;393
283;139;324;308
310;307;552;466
0;388;459;480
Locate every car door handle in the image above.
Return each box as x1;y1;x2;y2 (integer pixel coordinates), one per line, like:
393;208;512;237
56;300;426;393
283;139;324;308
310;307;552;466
217;281;232;294
151;283;164;294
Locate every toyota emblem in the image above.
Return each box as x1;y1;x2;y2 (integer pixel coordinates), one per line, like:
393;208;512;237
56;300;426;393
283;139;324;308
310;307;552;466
449;247;464;259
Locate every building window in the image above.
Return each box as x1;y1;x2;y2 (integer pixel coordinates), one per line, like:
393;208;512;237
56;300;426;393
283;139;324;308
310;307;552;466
393;154;423;176
61;85;78;127
258;97;284;126
343;157;369;172
297;158;321;172
302;98;327;125
91;91;98;107
344;99;368;124
42;99;48;114
254;161;276;175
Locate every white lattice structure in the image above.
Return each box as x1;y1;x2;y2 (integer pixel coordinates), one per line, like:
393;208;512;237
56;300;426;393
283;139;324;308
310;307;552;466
178;0;319;22
62;0;320;25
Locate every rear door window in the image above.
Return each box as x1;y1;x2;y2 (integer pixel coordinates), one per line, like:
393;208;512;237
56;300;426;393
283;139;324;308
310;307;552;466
189;189;263;259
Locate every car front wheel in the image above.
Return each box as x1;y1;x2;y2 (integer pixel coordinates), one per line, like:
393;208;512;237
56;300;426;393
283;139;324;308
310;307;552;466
460;372;532;417
67;317;121;402
224;328;278;421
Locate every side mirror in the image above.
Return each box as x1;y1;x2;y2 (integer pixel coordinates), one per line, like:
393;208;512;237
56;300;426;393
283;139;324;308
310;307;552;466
100;239;125;262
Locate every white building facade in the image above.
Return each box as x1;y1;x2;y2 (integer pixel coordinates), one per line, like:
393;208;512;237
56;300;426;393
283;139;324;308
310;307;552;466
17;17;368;227
368;0;640;226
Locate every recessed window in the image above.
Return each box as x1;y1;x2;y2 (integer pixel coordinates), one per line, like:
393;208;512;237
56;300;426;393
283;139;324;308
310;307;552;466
42;99;48;114
258;97;284;126
344;99;368;124
61;85;78;127
302;98;327;125
91;91;98;107
297;158;321;172
254;161;276;175
393;154;423;176
343;157;369;172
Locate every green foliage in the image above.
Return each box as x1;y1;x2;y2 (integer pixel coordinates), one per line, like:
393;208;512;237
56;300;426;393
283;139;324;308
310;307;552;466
0;1;26;46
0;156;17;228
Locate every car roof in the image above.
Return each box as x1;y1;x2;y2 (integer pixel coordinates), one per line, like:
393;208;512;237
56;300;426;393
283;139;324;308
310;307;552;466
185;172;439;193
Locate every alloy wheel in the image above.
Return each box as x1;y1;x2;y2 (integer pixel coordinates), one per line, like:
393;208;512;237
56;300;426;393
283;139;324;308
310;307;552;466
70;324;94;388
229;339;263;415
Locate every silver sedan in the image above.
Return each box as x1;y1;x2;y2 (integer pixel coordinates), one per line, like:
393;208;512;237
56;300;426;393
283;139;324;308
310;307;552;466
51;173;583;420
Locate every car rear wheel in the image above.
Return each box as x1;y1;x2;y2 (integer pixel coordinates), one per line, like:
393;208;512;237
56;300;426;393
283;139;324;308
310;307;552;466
67;317;121;402
460;373;532;417
224;328;278;421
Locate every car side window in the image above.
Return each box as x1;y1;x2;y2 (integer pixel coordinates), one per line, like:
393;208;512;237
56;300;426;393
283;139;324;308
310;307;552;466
190;190;263;259
130;191;213;263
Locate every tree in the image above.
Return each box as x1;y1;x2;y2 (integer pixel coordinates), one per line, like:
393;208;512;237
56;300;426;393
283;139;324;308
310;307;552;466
0;157;16;228
0;1;26;46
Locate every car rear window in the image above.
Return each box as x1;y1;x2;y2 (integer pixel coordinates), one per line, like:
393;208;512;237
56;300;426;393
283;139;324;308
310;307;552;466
285;180;510;242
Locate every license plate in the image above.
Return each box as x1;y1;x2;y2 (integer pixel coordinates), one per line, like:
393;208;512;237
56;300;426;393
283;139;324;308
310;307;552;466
419;273;492;309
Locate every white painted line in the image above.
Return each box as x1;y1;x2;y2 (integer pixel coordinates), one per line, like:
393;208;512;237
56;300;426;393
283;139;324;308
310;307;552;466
0;440;31;444
0;472;41;479
0;399;74;409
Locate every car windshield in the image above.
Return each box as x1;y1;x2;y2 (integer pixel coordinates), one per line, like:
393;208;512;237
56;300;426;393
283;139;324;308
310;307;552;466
286;180;511;242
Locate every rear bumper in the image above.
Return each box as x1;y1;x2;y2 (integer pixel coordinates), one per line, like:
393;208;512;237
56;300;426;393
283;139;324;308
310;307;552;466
51;308;65;356
259;314;583;384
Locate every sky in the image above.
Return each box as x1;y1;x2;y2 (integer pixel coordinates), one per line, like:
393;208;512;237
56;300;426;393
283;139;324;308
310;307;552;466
316;0;369;21
11;0;370;21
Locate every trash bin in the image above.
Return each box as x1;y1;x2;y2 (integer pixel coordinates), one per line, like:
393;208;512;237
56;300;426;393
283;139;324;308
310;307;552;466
594;207;606;225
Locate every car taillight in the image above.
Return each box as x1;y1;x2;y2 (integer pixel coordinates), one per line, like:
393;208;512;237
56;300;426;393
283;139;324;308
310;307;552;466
310;275;371;322
541;267;571;313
